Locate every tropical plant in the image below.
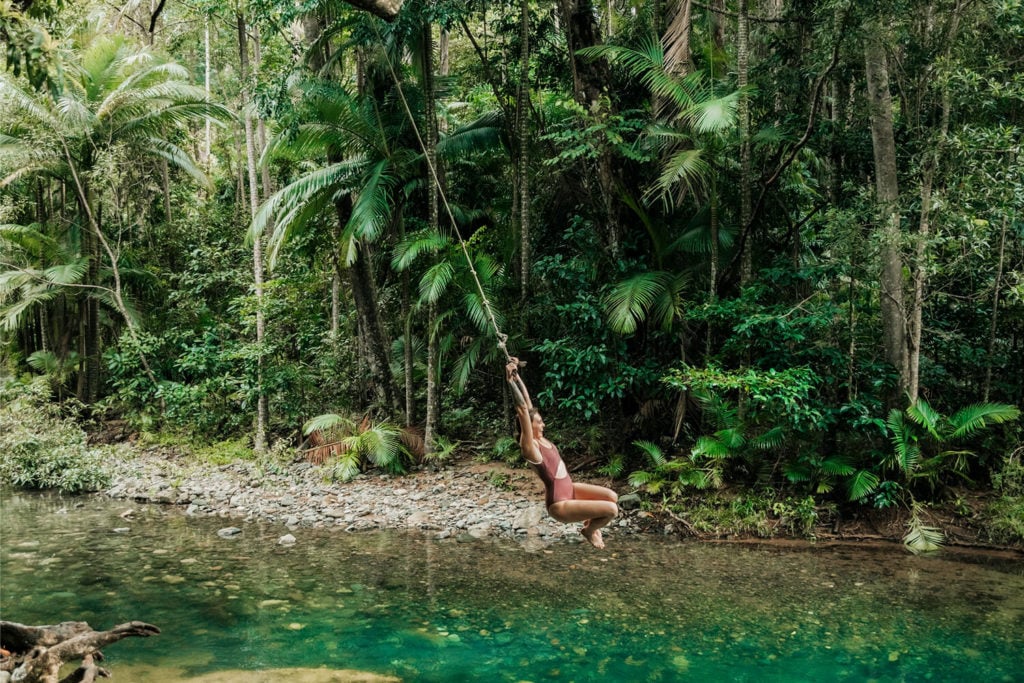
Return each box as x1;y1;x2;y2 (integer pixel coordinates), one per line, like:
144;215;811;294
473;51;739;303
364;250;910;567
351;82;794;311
0;30;228;402
0;376;111;493
627;439;718;498
303;412;414;482
883;399;1021;491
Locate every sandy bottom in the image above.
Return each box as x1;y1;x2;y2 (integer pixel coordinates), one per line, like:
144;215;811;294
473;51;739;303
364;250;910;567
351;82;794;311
111;666;401;682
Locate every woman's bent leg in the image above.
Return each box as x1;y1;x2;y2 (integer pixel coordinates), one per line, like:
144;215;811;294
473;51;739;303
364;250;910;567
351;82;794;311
548;499;619;549
572;482;618;503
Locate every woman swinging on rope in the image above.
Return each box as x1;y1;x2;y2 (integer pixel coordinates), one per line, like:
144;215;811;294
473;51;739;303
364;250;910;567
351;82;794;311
506;358;619;548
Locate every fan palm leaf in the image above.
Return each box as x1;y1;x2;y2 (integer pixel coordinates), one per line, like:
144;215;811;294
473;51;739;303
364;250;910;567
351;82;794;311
603;270;675;334
948;403;1021;439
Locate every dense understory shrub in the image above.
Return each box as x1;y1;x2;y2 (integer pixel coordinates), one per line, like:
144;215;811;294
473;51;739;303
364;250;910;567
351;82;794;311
0;377;112;493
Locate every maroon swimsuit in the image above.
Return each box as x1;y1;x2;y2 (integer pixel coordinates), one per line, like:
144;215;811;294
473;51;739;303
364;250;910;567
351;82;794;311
533;441;574;507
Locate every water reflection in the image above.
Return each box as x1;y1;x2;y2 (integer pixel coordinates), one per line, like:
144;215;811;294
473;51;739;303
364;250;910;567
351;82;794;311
2;490;1022;682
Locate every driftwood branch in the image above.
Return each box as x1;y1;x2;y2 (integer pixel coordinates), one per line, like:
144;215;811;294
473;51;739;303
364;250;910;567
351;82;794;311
0;620;160;683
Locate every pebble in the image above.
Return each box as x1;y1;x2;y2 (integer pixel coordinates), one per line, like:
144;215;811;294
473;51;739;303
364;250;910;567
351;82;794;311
102;453;640;543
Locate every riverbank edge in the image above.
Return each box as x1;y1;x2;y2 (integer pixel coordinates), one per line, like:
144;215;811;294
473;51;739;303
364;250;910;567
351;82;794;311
93;441;1024;557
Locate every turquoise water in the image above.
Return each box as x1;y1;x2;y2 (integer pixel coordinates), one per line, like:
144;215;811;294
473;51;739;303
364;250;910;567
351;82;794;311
1;490;1022;682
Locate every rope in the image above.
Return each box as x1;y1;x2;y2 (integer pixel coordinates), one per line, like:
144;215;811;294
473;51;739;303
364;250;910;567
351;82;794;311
372;22;512;363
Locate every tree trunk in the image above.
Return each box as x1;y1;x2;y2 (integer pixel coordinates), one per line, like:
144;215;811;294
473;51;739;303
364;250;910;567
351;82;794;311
202;16;211;167
908;5;962;404
983;217;1008;402
864;25;907;399
423;21;441;454
517;0;531;301
738;0;753;286
558;0;619;256
238;13;268;453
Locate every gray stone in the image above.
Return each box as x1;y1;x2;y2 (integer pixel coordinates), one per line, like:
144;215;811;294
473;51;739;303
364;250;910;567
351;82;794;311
113;527;130;533
617;493;642;511
217;527;242;538
467;524;491;539
513;505;545;530
278;534;297;545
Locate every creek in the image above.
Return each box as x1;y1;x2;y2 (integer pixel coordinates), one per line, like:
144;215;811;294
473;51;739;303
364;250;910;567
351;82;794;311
1;490;1021;682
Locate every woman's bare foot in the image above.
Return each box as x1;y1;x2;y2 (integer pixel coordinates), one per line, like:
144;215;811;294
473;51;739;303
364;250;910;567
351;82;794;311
580;525;605;549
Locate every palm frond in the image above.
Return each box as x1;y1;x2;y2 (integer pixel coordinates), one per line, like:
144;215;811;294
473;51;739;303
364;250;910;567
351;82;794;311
303;413;356;436
346;159;394;243
687;91;739;134
42;257;88;285
692;435;731;459
419;260;455;303
948;402;1021;439
391;230;451;271
750;425;785;450
903;503;944;554
648;148;710;204
906;398;941;439
633;439;667;467
603;270;674;334
250;162;353;258
145;137;211;189
847;470;880;501
0;74;63;133
819;457;855;476
450;336;485;393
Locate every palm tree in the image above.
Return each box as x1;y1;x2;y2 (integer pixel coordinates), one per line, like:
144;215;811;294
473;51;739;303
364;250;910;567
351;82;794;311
250;79;412;414
0;30;229;402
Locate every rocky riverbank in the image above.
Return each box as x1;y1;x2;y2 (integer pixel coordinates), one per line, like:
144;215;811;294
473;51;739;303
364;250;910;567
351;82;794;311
101;448;644;548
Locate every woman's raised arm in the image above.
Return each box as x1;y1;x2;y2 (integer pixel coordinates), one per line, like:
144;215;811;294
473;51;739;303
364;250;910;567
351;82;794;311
506;359;541;464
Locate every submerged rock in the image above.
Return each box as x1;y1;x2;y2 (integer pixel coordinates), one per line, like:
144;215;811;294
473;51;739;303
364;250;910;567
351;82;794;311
217;527;242;538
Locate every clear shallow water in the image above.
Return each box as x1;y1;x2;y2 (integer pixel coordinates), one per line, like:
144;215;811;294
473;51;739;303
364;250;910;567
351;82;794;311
1;490;1022;682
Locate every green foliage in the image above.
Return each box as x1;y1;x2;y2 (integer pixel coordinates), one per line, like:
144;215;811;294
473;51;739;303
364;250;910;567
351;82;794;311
486;469;513;491
986;451;1024;544
627;440;716;497
0;377;111;492
304;413;413;482
881;399;1021;492
492;435;520;465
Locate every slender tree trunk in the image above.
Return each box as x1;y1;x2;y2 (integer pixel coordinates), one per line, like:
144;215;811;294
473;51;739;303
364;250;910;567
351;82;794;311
983;217;1008;402
706;183;719;358
559;0;619;256
81;187;101;404
203;16;211;167
423;21;441;453
238;13;268;453
517;0;531;300
738;0;753;286
864;25;907;399
161;159;172;223
908;6;962;404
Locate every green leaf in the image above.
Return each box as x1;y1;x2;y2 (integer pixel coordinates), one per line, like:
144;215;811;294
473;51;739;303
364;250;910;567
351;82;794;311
947;403;1021;439
303;413;354;436
847;470;880;501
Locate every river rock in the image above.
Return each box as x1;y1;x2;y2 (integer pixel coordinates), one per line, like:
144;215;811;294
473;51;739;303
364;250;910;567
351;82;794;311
217;527;242;538
618;493;642;511
513;505;545;530
278;534;297;545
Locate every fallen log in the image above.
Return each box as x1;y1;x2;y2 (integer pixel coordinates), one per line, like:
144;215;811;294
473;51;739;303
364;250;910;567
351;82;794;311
0;620;160;683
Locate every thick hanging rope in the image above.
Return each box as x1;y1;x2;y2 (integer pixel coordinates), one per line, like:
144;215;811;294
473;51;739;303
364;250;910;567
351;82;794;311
372;22;512;363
